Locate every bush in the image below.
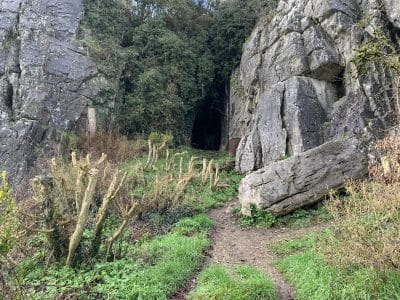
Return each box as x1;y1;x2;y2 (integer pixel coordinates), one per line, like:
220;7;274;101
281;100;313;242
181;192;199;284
16;141;241;298
20;153;134;265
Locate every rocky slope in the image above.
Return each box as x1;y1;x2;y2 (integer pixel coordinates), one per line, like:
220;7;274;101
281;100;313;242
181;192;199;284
227;0;400;215
0;0;99;184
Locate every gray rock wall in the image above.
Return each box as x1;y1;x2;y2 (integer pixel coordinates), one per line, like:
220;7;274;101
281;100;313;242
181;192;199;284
230;0;400;214
0;0;99;184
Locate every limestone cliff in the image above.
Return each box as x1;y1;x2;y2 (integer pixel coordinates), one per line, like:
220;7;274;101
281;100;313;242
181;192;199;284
0;0;99;184
228;0;400;215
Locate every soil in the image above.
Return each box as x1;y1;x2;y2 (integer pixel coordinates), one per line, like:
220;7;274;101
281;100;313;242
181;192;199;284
172;202;326;300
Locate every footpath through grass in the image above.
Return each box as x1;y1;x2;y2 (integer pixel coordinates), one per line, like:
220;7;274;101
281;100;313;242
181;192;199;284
15;148;243;299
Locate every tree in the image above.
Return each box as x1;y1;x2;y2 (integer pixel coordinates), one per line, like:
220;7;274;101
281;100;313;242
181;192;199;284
83;0;277;144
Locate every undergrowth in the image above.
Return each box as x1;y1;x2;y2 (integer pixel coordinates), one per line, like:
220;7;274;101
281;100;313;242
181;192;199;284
8;138;240;299
190;265;276;300
20;215;213;299
237;202;332;228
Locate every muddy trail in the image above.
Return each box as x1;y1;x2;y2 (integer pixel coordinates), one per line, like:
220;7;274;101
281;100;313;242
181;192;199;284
173;202;326;300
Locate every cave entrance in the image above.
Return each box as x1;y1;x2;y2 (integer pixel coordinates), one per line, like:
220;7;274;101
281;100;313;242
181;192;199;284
5;84;13;113
191;100;222;150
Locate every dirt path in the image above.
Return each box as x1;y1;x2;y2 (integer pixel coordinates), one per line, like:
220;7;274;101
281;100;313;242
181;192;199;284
208;202;324;300
172;202;326;300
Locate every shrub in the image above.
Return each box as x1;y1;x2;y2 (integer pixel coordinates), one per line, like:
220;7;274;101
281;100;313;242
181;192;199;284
22;216;212;299
20;153;135;265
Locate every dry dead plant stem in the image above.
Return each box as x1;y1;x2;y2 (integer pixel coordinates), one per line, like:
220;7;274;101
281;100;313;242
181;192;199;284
106;202;139;257
66;168;99;266
179;157;184;181
210;163;220;191
92;170;127;255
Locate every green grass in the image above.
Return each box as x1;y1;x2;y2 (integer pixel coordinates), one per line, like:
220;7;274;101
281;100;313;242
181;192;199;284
21;215;213;299
273;232;400;300
190;265;276;300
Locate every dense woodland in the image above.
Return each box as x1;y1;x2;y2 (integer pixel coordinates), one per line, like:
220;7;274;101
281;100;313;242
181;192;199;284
82;0;277;146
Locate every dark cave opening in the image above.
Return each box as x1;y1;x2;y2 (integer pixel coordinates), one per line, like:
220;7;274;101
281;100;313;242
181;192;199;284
5;84;13;112
333;70;346;99
191;101;222;150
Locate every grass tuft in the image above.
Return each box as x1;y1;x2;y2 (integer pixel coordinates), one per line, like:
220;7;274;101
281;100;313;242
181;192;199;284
190;265;276;300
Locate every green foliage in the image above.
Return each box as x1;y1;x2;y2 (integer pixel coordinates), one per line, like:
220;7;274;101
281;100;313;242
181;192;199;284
0;171;16;257
83;0;214;142
239;204;277;227
271;234;318;256
273;233;400;300
148;132;173;145
174;214;214;236
274;203;332;228
351;26;400;76
82;0;279;141
190;265;276;300
238;202;332;228
22;215;212;299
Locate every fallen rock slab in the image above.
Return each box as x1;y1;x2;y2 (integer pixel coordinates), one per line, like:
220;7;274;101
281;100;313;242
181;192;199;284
239;138;368;216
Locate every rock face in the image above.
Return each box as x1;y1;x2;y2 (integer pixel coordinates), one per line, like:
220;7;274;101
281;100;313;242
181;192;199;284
0;0;99;184
228;0;400;214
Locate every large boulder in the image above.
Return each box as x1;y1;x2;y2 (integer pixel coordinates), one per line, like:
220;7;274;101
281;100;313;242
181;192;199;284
229;0;400;214
0;0;100;184
239;139;368;216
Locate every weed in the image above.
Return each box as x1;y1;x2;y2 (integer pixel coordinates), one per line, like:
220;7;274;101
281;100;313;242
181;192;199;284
78;128;147;164
239;204;276;227
174;214;214;236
